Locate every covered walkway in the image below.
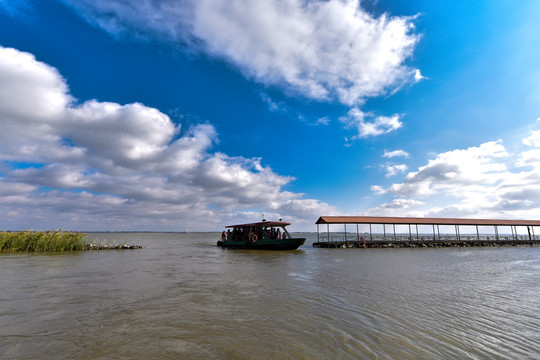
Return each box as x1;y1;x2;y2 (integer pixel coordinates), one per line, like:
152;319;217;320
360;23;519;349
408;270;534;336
314;216;540;248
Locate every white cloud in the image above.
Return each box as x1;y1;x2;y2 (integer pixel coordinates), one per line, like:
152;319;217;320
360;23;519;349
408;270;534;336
380;198;425;209
518;149;540;167
370;134;540;219
383;149;410;158
523;129;540;147
414;69;425;82
259;93;282;112
316;117;330;126
370;185;386;195
61;0;420;106
339;108;402;139
387;140;509;196
0;46;336;230
386;164;408;177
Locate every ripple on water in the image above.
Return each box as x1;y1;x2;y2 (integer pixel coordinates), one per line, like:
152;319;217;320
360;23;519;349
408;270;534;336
1;235;540;359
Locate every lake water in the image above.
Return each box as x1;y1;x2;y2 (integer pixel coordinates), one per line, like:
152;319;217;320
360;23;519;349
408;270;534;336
1;233;539;359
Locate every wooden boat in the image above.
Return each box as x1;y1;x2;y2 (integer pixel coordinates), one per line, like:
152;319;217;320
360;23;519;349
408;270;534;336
217;220;305;250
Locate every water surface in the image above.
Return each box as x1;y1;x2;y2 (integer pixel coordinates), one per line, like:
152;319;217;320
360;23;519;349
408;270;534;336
1;233;539;359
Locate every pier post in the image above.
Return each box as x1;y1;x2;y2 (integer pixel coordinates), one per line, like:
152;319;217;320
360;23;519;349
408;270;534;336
416;224;419;240
327;224;330;243
317;224;320;242
356;224;359;242
383;224;387;241
432;224;436;241
393;224;396;241
476;225;480;241
369;223;373;241
495;225;499;241
409;224;412;241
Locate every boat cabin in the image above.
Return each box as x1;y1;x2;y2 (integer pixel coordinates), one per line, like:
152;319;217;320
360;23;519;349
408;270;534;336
224;221;293;243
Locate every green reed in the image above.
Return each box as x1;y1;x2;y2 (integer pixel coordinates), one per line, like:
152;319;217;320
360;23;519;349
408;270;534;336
0;230;88;252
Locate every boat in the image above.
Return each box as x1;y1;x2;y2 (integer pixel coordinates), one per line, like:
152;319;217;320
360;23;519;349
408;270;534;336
217;220;305;250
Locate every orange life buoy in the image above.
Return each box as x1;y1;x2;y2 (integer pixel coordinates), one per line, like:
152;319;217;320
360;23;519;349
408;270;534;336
251;234;258;242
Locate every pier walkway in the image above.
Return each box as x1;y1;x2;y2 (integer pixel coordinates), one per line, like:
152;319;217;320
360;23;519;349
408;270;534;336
313;216;540;248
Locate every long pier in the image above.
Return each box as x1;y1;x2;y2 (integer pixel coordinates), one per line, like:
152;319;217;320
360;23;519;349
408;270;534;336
313;216;540;248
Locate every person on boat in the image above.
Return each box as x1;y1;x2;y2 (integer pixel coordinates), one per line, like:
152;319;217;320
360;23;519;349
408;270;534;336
221;231;226;240
277;228;281;239
227;229;231;240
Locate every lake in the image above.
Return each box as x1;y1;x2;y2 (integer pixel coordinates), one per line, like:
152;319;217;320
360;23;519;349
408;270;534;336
1;232;539;359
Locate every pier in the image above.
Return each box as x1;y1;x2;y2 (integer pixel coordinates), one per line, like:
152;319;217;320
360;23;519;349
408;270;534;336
313;216;540;248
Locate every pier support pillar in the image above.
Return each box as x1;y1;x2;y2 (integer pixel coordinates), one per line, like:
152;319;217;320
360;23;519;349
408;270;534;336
327;224;330;243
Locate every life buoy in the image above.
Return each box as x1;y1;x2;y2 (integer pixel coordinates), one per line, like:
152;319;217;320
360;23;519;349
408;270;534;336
251;234;258;242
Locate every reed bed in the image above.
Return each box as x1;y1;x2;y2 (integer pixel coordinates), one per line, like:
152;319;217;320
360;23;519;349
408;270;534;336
0;230;89;252
0;230;143;253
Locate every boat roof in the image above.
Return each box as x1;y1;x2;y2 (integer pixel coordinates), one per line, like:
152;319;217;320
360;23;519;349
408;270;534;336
225;221;291;228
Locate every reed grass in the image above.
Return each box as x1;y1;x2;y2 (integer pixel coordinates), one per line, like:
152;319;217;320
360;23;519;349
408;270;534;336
0;230;88;253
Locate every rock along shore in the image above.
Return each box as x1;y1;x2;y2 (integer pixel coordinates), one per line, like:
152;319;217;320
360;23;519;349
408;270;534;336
313;240;540;248
87;243;144;250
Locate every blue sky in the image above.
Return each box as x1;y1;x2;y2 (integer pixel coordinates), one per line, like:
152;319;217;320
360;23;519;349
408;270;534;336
1;0;539;231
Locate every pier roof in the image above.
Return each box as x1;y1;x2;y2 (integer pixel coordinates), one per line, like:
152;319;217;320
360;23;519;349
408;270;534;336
315;216;540;227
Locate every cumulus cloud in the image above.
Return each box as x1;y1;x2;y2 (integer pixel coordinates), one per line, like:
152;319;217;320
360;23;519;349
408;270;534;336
379;198;425;209
383;149;410;158
339;108;402;138
370;135;540;219
370;185;386;195
523;129;540;147
386;140;509;197
385;164;408;177
0;46;336;230
414;69;425;82
60;0;420;106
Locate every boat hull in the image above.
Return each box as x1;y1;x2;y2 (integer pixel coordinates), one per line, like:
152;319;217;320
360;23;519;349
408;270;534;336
217;238;305;250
